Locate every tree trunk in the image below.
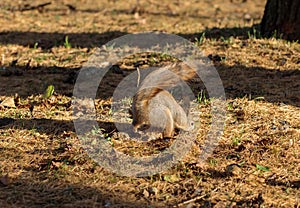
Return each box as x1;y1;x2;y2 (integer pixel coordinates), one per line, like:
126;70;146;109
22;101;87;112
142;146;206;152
261;0;300;41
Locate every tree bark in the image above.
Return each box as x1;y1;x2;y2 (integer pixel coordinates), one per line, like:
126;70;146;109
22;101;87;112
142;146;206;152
261;0;300;41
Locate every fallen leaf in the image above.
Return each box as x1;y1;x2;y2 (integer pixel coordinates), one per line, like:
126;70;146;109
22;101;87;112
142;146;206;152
51;161;62;169
43;85;55;99
256;164;270;172
143;189;150;198
1;97;16;108
163;174;181;183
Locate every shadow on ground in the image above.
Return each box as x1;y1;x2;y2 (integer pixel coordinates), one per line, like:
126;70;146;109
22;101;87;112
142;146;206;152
1;26;298;104
0;117;118;135
0;117;151;207
0;176;148;207
0;25;260;49
0;31;127;49
1;62;299;107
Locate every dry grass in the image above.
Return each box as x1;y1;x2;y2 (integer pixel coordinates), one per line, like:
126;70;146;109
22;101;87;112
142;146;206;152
0;0;299;207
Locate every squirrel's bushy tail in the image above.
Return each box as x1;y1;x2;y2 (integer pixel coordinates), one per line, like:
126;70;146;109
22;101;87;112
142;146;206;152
138;62;196;99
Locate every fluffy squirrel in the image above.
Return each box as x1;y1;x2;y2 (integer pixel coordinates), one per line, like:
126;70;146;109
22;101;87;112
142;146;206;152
131;62;196;138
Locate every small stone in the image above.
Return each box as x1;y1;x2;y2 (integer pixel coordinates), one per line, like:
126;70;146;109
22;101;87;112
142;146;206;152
244;13;251;21
226;164;241;176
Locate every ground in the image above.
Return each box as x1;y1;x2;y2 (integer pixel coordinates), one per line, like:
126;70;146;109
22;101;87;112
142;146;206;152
0;0;299;207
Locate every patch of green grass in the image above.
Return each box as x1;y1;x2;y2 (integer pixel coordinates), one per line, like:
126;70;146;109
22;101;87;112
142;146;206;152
220;36;233;44
247;27;261;39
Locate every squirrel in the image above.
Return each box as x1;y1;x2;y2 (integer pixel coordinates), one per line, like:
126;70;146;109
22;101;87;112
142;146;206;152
131;62;197;138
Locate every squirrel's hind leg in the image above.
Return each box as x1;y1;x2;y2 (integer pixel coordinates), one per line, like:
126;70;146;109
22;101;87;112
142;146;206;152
162;108;175;138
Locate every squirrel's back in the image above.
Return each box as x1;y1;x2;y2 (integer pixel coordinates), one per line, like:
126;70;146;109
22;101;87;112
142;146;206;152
131;62;196;137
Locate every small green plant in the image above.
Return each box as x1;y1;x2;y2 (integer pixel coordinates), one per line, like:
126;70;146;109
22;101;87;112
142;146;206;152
227;102;233;110
33;42;39;49
106;42;116;50
220;36;233;44
108;108;113;115
43;85;55;99
247;30;251;39
232;136;241;146
163;174;181;183
121;97;132;106
247;27;261;39
90;126;105;136
271;30;277;38
271;30;283;39
209;158;218;166
64;36;71;49
160;52;172;61
34;55;47;62
238;161;245;167
197;90;209;104
256;164;270;172
195;32;206;46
